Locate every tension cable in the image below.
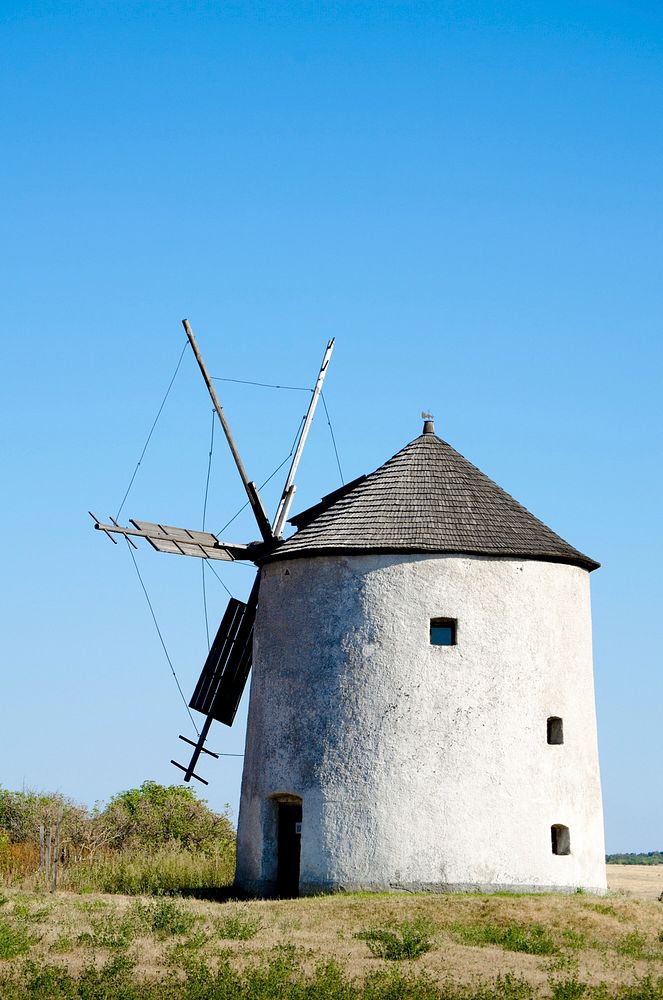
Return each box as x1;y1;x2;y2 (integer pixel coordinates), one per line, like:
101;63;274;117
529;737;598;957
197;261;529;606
124;537;200;737
203;559;235;598
321;391;344;485
215;412;307;537
211;376;311;392
115;339;190;521
201;410;216;650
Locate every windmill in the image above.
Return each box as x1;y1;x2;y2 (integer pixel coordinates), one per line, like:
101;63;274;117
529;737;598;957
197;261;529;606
91;319;335;785
92;331;606;898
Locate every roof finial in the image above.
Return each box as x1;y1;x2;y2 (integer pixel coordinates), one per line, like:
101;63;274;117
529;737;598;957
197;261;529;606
421;411;435;435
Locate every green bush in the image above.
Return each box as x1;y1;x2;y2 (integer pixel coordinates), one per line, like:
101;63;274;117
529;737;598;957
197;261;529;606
0;789;86;847
355;917;436;960
102;781;233;851
606;853;663;866
0;782;236;896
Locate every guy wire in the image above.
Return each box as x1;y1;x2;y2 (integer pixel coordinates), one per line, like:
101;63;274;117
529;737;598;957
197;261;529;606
124;537;200;736
201;410;215;650
115;339;190;521
321;391;344;485
215;412;306;537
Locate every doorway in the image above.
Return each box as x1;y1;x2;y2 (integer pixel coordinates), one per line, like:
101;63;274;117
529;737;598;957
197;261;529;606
276;800;302;897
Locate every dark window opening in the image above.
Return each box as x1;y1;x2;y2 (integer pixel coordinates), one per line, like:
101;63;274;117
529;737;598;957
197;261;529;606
551;824;571;855
276;800;302;897
430;618;457;646
547;717;564;745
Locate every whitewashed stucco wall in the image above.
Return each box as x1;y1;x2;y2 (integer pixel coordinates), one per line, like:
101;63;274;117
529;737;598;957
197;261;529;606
235;553;606;895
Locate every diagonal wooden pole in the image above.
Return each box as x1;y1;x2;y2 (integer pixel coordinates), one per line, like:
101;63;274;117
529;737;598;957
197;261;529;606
182;319;273;543
272;338;335;537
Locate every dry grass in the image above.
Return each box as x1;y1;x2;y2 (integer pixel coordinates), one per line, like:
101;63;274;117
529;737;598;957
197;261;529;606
0;867;661;994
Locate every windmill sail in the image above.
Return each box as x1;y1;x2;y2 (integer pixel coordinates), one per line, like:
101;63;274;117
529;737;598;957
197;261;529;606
94;321;336;784
189;587;258;727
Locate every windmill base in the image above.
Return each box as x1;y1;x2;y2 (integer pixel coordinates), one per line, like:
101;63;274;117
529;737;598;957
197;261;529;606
236;879;607;899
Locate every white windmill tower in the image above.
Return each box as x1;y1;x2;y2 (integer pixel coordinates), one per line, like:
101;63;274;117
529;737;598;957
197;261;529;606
234;416;606;897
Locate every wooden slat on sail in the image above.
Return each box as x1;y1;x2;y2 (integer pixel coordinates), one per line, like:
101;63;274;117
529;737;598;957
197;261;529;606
189;593;257;726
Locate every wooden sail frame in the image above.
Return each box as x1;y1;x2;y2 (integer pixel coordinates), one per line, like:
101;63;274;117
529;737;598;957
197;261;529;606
93;320;336;784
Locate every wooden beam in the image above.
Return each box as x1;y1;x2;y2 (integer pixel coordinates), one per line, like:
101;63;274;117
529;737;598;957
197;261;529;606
272;338;335;537
182;319;273;542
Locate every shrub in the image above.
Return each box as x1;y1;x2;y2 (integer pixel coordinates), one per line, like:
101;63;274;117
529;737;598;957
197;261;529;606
355;917;436;960
0;789;86;846
101;781;233;851
0;781;236;894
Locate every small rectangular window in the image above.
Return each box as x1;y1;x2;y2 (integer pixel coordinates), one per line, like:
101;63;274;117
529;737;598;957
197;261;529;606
551;824;571;855
547;717;564;745
430;618;457;646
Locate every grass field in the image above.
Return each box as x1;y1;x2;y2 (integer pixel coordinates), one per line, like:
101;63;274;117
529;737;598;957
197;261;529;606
0;867;661;998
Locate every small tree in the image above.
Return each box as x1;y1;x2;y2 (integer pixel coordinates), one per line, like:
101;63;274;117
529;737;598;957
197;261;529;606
100;781;233;851
0;788;87;845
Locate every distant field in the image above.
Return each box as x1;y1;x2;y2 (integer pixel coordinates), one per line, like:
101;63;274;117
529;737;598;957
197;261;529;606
607;863;663;901
1;866;662;998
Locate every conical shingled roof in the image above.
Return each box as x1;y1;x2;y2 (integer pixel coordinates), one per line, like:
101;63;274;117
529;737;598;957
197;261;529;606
269;425;599;571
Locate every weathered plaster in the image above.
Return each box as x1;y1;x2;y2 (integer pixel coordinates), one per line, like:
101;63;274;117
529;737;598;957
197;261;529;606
235;553;606;896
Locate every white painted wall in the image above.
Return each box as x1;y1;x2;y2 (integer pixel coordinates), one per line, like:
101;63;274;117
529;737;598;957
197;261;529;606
235;553;606;895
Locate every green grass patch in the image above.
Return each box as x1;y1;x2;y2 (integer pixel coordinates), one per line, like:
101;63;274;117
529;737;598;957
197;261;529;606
0;951;661;1000
355;916;436;960
130;897;196;937
77;912;137;951
561;928;588;950
451;920;559;955
49;933;74;954
74;899;109;913
10;902;51;923
549;978;588;1000
615;931;663;961
63;842;234;896
583;902;622;919
214;908;261;941
167;930;209;966
0;917;35;959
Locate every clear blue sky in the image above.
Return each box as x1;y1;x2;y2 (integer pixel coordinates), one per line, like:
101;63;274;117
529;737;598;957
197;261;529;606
1;2;661;852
